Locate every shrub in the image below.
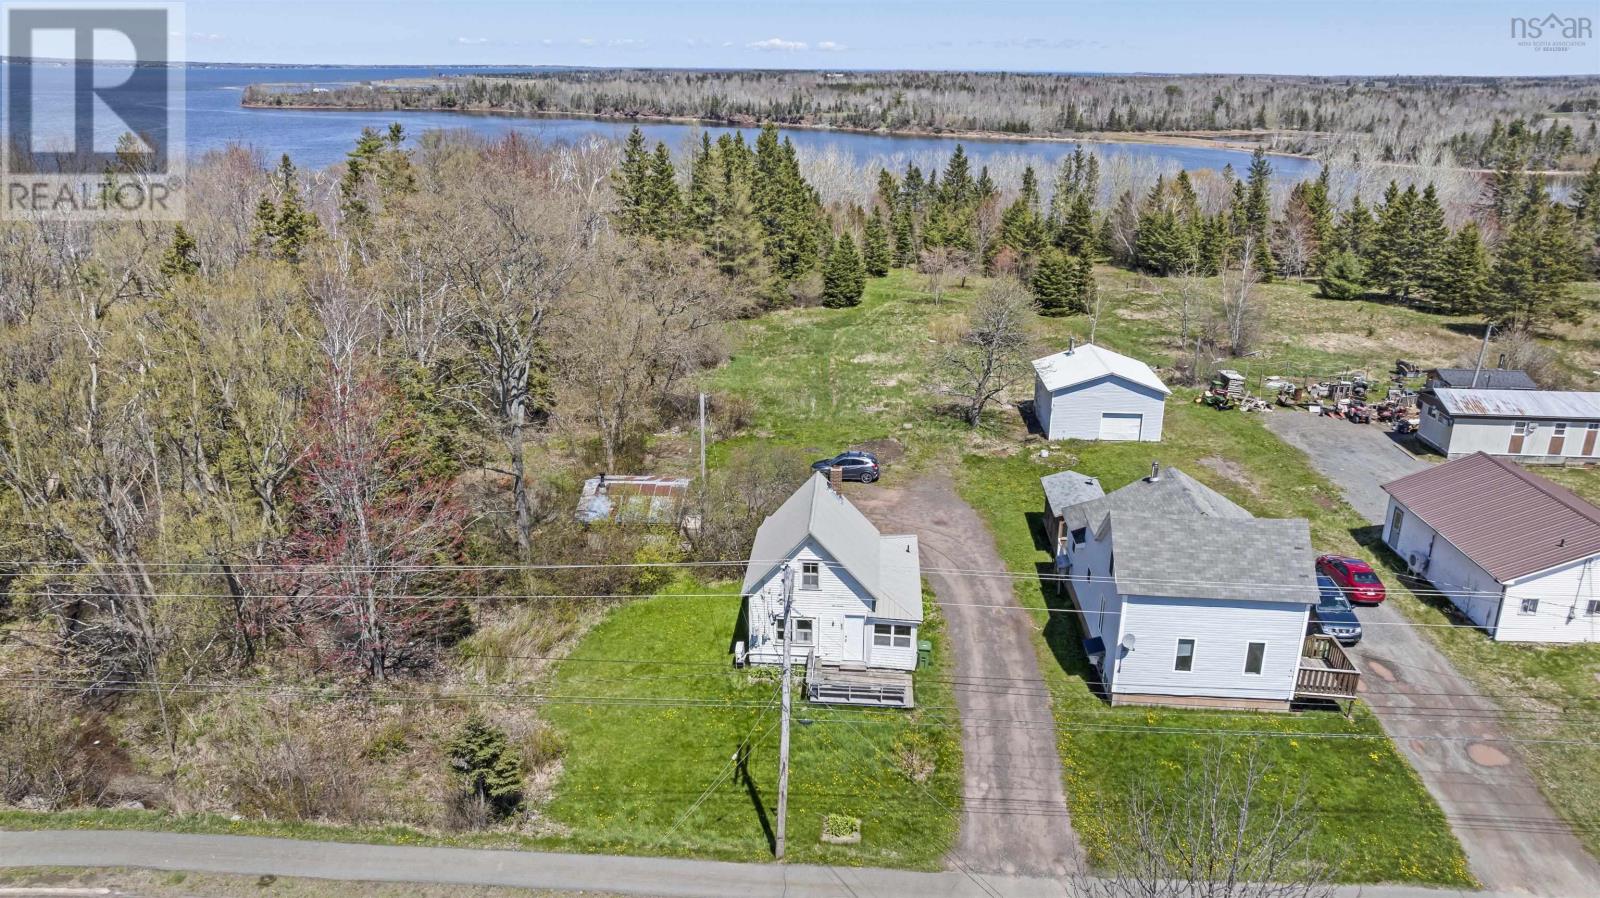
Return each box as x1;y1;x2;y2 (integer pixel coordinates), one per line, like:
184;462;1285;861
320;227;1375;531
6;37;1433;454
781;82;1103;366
446;716;524;819
1318;250;1366;300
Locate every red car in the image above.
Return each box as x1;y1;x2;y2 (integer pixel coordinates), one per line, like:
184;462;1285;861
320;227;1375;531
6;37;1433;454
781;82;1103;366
1316;554;1386;605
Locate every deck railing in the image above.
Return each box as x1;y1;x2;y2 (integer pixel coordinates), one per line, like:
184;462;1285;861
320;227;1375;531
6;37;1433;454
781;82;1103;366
1295;634;1361;700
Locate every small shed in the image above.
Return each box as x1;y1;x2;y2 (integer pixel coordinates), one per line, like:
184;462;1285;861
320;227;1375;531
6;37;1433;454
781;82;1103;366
1040;470;1104;553
1416;389;1600;463
1032;343;1170;442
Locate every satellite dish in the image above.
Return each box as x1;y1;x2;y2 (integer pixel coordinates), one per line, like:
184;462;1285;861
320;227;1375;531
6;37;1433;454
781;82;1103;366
1121;633;1136;651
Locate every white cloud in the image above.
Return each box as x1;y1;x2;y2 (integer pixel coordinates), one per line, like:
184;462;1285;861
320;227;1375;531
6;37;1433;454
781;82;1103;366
747;37;807;52
457;37;490;45
577;37;596;47
721;41;734;48
608;38;646;48
816;41;847;52
541;38;556;46
171;31;226;43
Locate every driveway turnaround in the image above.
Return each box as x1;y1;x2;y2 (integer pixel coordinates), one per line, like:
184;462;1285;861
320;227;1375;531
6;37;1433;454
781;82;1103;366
0;830;1533;898
851;475;1079;878
1263;411;1600;895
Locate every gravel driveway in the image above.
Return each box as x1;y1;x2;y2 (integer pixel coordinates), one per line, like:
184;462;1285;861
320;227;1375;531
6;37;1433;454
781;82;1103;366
1262;408;1428;525
850;476;1080;878
1263;410;1600;894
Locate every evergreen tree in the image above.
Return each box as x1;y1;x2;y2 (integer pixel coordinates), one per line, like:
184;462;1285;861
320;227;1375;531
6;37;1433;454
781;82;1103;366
1244;147;1275;279
822;234;865;308
1032;248;1076;316
1433;223;1491;315
160;224;200;279
1304;167;1335;274
1073;254;1097;315
1337;195;1375;257
875;168;899;212
446;717;524;818
1486;180;1589;329
891;204;916;268
1367;182;1418;299
1412;184;1450;302
253;154;319;262
612;126;652;237
863;209;892;277
645;141;683;240
1318;250;1366;300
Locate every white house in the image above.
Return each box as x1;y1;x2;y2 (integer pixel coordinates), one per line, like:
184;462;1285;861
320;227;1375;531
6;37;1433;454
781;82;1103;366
1382;453;1600;643
1032;343;1170;442
1416;389;1600;463
1056;464;1348;711
740;473;923;706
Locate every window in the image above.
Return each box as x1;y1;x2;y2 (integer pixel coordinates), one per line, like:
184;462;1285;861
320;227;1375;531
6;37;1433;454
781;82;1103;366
873;624;913;648
1513;421;1531;436
1244;642;1266;675
1389;506;1404;543
1520;598;1539;616
1070;527;1087;547
1554;422;1570;437
1586;600;1600;616
776;618;814;645
1174;638;1196;672
800;561;820;590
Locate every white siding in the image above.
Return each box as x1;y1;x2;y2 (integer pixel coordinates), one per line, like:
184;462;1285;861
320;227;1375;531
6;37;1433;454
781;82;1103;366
1034;377;1054;438
1041;375;1166;442
1383;496;1600;643
1425;414;1600;462
1065;526;1120;645
743;538;919;670
1110;596;1309;702
1417;399;1453;454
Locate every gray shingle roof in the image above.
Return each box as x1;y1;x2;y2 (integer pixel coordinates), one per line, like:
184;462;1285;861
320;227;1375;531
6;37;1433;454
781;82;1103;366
1427;368;1537;390
1110;509;1319;604
1065;467;1251;533
1041;470;1104;518
741;473;923;622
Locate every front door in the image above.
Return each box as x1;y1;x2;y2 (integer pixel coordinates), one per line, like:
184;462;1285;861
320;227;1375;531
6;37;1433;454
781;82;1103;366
843;615;866;663
1508;421;1528;454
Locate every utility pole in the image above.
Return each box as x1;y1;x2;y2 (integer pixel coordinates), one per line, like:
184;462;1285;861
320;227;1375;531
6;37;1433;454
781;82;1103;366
775;563;794;860
1471;324;1494;388
698;391;708;484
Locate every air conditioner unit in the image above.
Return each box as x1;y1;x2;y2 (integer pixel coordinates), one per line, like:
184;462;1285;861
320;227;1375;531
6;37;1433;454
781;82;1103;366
1407;552;1430;574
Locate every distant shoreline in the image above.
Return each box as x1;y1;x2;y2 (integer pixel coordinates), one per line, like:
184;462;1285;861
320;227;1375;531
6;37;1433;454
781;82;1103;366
238;99;1323;163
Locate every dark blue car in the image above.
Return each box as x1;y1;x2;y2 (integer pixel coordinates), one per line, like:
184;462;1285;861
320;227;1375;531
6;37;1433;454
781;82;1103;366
1311;574;1363;645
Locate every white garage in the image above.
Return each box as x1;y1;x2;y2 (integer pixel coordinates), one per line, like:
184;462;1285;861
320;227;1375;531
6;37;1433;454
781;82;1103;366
1033;343;1170;442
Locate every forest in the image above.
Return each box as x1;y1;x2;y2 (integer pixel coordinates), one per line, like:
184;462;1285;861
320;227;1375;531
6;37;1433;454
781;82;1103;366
1;112;1597;839
244;69;1600;170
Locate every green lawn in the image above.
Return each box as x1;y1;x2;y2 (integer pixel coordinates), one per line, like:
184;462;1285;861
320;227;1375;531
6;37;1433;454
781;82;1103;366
954;403;1474;886
539;579;962;868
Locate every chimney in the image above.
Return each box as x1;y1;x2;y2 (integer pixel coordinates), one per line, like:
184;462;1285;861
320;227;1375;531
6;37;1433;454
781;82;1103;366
1068;335;1077;352
1148;462;1161;482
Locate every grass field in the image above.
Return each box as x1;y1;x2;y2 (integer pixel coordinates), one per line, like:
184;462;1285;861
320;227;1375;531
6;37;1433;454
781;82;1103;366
539;579;962;868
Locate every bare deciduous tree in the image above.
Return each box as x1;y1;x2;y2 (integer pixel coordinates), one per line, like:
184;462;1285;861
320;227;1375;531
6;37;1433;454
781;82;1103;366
1218;237;1264;355
1073;742;1337;898
932;277;1036;427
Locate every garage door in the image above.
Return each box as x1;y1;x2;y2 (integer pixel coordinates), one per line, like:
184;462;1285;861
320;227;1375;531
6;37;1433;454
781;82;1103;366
1098;412;1143;441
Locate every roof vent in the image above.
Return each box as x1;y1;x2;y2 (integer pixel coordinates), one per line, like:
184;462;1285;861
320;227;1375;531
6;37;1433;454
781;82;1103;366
1148;462;1161;483
1068;335;1077;352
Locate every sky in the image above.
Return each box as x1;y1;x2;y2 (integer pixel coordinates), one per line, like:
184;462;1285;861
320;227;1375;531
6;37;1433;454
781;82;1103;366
168;0;1596;76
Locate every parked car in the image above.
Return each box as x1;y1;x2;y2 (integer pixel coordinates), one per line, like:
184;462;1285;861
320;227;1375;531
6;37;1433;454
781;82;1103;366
811;450;881;482
1315;554;1387;605
1310;574;1363;645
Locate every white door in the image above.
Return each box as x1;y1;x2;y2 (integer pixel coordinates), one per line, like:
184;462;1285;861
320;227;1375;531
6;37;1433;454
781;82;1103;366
843;615;865;663
1098;412;1143;441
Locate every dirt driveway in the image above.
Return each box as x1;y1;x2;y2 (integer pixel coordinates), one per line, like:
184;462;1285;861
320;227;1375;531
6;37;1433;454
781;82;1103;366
1264;411;1600;894
850;476;1080;877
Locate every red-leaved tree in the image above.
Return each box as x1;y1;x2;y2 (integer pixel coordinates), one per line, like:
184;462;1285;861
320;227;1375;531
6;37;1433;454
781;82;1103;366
273;371;472;680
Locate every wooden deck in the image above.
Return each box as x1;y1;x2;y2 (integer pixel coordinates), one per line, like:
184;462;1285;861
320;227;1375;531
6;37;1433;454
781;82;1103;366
806;661;914;708
1295;634;1361;700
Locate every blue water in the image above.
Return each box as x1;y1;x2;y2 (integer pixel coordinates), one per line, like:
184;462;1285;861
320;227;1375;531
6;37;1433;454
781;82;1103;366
5;63;1319;180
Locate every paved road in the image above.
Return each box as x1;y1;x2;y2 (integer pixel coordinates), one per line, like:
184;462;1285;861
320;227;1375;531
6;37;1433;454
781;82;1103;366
850;476;1079;878
1263;411;1600;895
0;830;1528;898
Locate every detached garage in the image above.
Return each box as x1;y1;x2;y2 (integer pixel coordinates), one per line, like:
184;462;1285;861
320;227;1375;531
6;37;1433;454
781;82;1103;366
1032;343;1170;442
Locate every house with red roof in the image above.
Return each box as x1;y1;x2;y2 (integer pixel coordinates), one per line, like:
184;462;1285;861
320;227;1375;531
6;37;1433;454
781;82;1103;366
1381;453;1600;643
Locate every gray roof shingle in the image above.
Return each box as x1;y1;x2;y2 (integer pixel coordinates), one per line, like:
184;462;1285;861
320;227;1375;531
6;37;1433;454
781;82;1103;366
1109;510;1319;604
1065;467;1251;533
1041;470;1104;518
1427;368;1537;390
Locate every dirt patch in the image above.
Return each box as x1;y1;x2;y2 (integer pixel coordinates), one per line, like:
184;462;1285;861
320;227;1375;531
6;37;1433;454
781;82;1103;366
856;437;906;463
1196;455;1261;496
1366;659;1398;683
